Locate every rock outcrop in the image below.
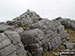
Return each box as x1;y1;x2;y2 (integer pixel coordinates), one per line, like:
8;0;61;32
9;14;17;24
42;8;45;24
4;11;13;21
54;17;75;30
0;10;75;56
0;31;27;56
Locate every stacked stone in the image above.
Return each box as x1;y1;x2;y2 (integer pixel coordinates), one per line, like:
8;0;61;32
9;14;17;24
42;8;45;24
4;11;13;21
0;30;27;56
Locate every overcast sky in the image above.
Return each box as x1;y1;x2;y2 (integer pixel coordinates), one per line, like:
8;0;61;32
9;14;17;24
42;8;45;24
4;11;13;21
0;0;75;22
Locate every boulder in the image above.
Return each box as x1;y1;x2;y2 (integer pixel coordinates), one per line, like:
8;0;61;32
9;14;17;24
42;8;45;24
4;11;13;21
65;43;75;49
0;24;10;32
21;29;44;45
54;17;75;30
0;31;27;56
21;19;69;56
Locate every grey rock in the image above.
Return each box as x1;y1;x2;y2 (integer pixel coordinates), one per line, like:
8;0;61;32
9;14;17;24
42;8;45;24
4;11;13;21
66;43;75;49
54;17;75;30
4;30;21;44
0;24;10;32
28;43;40;49
20;18;69;55
11;10;42;27
47;42;52;50
8;53;18;56
21;29;44;45
7;20;17;26
14;27;24;33
43;43;49;52
0;44;16;56
0;31;27;56
0;38;11;49
30;19;68;44
0;10;74;56
0;33;7;42
14;42;24;49
16;48;27;56
32;47;43;56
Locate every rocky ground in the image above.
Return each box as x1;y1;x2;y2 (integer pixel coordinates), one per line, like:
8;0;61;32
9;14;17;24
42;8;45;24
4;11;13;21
0;10;75;56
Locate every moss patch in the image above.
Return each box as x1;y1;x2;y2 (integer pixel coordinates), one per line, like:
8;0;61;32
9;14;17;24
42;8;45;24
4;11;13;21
65;28;75;43
20;25;30;30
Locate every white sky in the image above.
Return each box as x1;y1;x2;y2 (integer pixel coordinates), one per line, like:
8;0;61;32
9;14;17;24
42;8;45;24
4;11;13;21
0;0;75;22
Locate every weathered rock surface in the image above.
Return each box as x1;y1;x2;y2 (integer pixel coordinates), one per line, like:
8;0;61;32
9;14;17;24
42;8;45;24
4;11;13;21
20;18;69;56
65;43;75;49
0;10;75;56
7;9;42;27
0;31;27;56
54;17;75;30
0;24;10;32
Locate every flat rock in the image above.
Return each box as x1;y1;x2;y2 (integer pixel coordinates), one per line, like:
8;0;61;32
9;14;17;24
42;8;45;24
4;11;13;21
0;24;10;32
